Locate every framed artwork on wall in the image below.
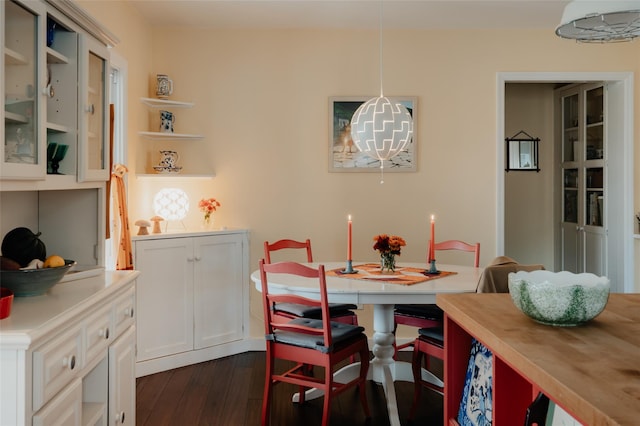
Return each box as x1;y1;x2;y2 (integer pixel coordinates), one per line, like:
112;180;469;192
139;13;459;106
328;96;417;172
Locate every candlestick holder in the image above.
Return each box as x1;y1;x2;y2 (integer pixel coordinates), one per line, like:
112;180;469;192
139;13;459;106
340;260;358;274
424;259;440;275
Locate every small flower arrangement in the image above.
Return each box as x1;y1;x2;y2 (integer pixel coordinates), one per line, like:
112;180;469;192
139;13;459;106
373;234;406;272
198;197;221;223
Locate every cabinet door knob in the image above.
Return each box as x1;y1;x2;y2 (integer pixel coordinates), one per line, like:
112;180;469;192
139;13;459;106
195;256;201;261
86;104;95;114
187;256;195;262
125;307;134;318
42;84;54;98
62;355;76;370
99;328;110;339
115;411;125;423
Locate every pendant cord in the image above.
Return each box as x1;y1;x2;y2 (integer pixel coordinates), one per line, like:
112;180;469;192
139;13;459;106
379;0;384;98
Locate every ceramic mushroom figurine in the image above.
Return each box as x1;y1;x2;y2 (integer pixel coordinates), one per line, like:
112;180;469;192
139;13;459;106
135;219;151;235
150;216;164;234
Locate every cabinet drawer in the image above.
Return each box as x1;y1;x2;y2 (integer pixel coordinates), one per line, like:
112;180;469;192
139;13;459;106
32;378;82;426
32;326;83;412
113;288;135;338
85;304;113;366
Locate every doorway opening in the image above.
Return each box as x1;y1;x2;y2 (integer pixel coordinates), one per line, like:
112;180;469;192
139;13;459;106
497;72;634;293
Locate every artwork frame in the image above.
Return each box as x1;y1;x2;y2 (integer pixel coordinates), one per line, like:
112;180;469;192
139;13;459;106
328;96;417;172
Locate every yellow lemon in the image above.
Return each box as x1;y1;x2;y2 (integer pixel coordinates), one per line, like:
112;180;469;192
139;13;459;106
43;255;65;268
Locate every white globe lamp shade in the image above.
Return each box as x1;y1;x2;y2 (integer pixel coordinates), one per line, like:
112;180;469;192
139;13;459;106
349;96;413;166
153;188;189;221
556;0;640;42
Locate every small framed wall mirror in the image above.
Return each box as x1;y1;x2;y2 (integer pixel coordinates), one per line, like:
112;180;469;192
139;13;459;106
506;130;540;172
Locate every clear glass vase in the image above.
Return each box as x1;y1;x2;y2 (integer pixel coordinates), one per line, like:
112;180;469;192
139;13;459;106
202;214;214;230
380;252;396;273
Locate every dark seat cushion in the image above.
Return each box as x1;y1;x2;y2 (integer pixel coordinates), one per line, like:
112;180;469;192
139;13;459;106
269;318;365;353
394;304;444;321
275;302;357;319
418;326;444;346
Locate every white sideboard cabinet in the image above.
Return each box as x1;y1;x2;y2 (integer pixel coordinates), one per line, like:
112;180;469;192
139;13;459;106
133;229;250;377
0;271;138;426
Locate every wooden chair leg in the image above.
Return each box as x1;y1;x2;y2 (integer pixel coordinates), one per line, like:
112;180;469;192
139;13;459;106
359;346;371;417
262;351;274;425
322;365;332;426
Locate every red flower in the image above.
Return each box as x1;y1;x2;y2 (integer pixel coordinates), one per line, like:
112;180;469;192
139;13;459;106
373;234;406;255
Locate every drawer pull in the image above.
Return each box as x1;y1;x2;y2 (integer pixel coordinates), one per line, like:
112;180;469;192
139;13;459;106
62;355;76;370
115;411;125;423
125;307;134;318
99;328;110;339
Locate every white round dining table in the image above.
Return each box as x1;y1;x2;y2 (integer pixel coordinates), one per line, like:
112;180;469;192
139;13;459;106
250;261;483;426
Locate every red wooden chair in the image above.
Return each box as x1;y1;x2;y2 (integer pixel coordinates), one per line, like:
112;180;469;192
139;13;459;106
394;239;480;351
259;260;370;426
264;239;358;325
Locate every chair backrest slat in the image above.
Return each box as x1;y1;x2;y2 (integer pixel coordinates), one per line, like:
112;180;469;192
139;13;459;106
264;239;313;264
428;239;481;267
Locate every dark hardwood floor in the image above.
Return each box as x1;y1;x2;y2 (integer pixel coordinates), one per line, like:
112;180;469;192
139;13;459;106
136;351;443;426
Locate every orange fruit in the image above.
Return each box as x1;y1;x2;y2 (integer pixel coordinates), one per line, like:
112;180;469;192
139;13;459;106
43;255;65;268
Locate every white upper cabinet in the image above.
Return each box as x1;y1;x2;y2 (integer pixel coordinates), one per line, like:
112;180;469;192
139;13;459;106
78;35;110;181
2;0;47;180
1;0;115;188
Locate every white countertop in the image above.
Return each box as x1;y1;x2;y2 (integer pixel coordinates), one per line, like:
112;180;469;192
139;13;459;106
131;227;248;241
0;270;139;348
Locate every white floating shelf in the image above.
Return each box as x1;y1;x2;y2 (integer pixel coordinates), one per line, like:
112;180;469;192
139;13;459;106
140;97;194;108
139;131;203;140
136;173;215;179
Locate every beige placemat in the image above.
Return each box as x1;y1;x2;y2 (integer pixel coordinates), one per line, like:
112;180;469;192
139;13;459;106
327;263;457;286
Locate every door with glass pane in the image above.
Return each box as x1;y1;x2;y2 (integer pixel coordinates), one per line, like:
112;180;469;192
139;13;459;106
2;0;46;179
558;83;606;275
78;35;110;182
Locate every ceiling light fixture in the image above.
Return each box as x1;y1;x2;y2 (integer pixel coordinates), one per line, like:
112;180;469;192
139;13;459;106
556;0;640;42
350;0;413;184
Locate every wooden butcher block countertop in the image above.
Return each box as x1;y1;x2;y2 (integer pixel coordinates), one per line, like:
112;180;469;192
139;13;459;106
437;293;640;426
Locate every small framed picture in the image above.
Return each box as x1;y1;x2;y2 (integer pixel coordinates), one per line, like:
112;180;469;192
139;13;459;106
328;96;417;172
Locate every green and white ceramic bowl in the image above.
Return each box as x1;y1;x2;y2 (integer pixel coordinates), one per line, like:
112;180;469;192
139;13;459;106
508;270;610;326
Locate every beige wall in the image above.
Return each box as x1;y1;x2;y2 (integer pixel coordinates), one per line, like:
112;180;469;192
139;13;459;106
79;2;640;338
505;83;556;269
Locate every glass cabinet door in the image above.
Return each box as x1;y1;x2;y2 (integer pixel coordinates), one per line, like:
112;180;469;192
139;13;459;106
557;83;606;274
78;35;110;182
2;0;46;179
561;93;579;162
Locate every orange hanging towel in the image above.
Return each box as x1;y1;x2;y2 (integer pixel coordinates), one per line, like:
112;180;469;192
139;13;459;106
110;164;134;270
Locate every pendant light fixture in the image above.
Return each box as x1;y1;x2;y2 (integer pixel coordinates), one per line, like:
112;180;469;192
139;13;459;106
555;0;640;42
350;0;413;184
